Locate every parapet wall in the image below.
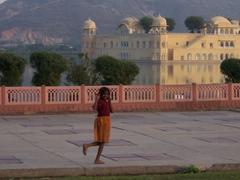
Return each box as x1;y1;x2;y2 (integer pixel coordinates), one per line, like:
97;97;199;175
0;83;240;115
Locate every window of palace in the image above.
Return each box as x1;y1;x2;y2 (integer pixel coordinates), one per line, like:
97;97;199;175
196;54;201;60
187;53;192;60
136;41;140;48
121;41;129;48
220;29;224;34
210;43;213;48
208;54;213;60
220;54;224;60
116;42;118;48
142;41;146;48
225;41;229;47
203;54;207;60
103;42;107;48
225;54;229;59
230;29;234;34
176;42;179;46
186;41;189;46
201;42;205;48
121;52;129;60
110;41;113;48
230;41;234;47
220;41;224;47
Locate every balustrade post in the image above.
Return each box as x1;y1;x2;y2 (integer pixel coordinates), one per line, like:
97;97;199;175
119;84;123;103
192;83;197;102
81;84;85;105
155;84;160;104
2;86;5;105
41;85;46;105
228;83;233;101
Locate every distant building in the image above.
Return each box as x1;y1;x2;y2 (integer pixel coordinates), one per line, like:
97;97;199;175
81;16;240;84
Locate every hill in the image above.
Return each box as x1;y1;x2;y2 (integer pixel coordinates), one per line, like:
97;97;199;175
0;0;240;45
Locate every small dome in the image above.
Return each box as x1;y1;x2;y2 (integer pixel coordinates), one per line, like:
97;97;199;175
152;15;167;27
84;18;96;29
120;17;138;26
231;20;239;25
210;16;231;25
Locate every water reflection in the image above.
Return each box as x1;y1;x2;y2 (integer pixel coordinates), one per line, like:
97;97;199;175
134;61;225;85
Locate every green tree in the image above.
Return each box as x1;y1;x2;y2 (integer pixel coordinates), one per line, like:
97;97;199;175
119;61;139;84
184;16;205;33
220;58;240;83
0;53;26;86
30;51;68;86
140;16;153;33
67;53;99;85
95;56;139;85
166;17;176;32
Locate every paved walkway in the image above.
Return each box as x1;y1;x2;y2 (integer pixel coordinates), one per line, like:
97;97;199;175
0;111;240;177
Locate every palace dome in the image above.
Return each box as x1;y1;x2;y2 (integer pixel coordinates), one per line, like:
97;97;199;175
120;17;138;27
152;15;167;27
83;19;96;29
210;16;231;25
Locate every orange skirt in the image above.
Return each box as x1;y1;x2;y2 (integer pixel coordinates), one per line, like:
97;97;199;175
94;116;111;143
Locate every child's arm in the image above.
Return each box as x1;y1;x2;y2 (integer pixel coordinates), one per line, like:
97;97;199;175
109;98;113;113
92;94;100;110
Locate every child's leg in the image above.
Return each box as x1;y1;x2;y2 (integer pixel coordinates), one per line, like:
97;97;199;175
83;142;100;155
95;143;105;164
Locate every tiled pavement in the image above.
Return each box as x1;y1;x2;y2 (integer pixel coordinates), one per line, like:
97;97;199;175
0;111;240;177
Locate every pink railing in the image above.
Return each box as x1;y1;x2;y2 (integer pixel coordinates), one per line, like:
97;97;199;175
46;86;81;104
0;83;240;114
197;84;228;101
160;85;192;101
5;87;41;105
123;85;156;102
232;84;240;100
85;86;119;104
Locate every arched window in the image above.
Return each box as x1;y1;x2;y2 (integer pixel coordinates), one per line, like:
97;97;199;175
187;53;192;60
208;53;213;60
220;54;224;60
142;41;146;48
230;41;234;47
136;41;140;48
196;54;201;61
225;41;229;47
203;54;207;60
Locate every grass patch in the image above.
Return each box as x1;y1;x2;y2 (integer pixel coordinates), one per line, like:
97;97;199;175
14;171;240;180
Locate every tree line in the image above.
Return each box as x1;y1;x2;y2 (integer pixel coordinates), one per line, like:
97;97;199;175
0;52;139;86
140;15;206;33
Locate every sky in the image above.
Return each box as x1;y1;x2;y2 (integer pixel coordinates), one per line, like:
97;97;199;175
0;0;6;4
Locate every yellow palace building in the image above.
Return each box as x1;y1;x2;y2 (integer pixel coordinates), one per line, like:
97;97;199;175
81;16;240;84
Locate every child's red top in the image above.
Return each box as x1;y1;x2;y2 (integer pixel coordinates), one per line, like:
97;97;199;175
97;99;111;117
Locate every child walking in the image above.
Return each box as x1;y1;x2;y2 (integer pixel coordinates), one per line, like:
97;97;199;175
83;87;113;164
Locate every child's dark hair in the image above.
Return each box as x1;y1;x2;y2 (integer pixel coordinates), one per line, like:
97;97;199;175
99;87;110;97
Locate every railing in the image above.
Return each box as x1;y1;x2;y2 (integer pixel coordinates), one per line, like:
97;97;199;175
232;84;240;100
46;86;81;104
5;87;41;105
160;84;192;101
0;83;240;114
197;84;228;101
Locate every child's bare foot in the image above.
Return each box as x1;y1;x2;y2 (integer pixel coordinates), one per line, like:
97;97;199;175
82;144;87;155
95;159;105;164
